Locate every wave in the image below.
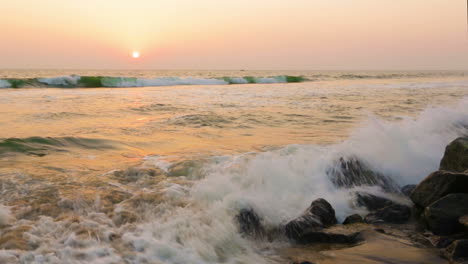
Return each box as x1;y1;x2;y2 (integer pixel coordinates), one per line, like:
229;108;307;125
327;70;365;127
0;75;306;88
1;98;467;263
126;98;468;263
0;136;119;156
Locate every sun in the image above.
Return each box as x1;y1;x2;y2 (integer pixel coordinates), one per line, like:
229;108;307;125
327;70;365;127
132;51;140;59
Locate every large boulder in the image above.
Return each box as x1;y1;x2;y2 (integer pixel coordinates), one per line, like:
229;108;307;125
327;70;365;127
327;157;400;192
364;204;411;224
442;239;468;262
410;171;468;208
236;208;265;238
284;198;337;240
439;137;468;173
355;192;400;211
424;193;468;235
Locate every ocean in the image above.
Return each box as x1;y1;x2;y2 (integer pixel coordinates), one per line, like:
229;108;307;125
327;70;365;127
0;70;467;263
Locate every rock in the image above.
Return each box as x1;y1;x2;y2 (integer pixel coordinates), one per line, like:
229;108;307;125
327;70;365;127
342;214;364;225
236;208;265;238
440;137;468;173
292;262;315;264
365;204;411;224
401;184;416;197
294;228;363;245
424;193;468;235
327;157;399;192
284;198;337;240
410;171;468;208
443;239;468;262
355;192;399;211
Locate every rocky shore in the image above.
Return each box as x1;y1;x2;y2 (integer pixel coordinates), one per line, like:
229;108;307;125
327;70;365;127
237;137;468;264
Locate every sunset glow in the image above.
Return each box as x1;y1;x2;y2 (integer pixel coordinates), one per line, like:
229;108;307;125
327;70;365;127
132;51;140;59
1;0;467;69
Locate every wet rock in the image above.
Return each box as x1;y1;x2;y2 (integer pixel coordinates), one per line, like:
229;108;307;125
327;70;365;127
364;204;411;224
294;230;362;244
355;192;399;211
284;199;337;240
236;208;265;238
327;157;399;192
410;171;468;208
440;137;468;173
442;239;468;262
424;193;468;235
401;184;416;197
342;214;364;225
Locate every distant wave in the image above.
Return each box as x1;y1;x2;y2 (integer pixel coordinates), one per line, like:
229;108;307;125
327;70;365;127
0;75;306;88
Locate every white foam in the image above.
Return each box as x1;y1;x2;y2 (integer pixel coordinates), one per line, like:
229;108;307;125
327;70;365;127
10;97;468;263
38;75;80;86
0;205;13;225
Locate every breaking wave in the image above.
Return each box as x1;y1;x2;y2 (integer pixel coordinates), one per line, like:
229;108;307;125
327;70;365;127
0;75;306;88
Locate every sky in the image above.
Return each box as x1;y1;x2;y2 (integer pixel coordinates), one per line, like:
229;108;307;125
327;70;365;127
1;0;468;70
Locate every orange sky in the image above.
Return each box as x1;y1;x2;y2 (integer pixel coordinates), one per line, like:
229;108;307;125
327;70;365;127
1;0;468;70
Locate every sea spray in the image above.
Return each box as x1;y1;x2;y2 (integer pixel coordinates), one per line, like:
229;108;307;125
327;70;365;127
0;91;466;263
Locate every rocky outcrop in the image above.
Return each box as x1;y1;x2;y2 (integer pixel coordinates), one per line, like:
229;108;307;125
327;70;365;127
424;193;468;235
355;192;399;211
342;214;363;225
284;199;337;241
439;137;468;173
365;204;411;224
327;157;399;192
410;171;468;208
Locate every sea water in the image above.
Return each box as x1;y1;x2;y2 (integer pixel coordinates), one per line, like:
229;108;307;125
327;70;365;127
0;70;467;263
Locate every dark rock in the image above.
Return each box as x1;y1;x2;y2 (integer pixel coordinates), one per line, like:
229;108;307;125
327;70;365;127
424;193;468;235
327;157;399;192
443;239;468;262
410;171;468;208
284;199;337;240
236;208;265;238
342;214;363;225
294;230;362;244
401;184;417;197
292;262;315;264
440;137;468;173
355;192;399;211
365;204;411;224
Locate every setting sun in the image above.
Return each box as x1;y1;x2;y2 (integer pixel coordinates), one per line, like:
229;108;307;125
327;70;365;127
132;51;140;59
